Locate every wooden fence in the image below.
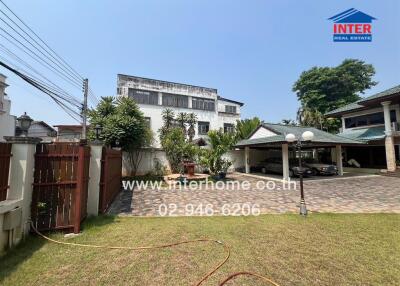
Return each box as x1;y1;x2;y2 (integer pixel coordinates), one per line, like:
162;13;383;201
99;147;122;213
31;143;90;233
0;143;12;202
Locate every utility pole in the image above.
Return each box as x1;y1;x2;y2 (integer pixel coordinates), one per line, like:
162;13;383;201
82;78;88;140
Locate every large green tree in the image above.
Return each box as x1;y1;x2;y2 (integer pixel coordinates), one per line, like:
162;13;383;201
293;59;377;131
88;96;152;175
293;59;377;114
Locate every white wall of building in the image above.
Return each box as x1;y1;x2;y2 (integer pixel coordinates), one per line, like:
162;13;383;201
0;75;16;141
118;75;242;147
249;126;277;139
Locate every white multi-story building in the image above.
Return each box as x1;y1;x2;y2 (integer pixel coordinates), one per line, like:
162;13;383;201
117;74;243;147
0;74;16;141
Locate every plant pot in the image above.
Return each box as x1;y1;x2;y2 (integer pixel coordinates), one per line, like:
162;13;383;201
219;172;226;179
212;174;221;180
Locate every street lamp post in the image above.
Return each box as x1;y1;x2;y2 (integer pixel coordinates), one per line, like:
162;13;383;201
285;131;314;216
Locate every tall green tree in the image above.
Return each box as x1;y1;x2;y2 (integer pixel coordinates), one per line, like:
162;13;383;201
235;117;261;140
88;96;152;175
293;59;377;131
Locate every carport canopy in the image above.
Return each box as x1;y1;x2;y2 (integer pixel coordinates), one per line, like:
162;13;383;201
235;123;364;181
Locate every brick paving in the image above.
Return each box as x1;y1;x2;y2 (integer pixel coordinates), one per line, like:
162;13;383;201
108;173;400;216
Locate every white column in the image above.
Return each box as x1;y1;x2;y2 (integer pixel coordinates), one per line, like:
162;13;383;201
244;146;250;174
382;101;397;171
87;143;103;216
188;96;192;108
158;92;162;105
335;145;343;176
282;143;289;181
5;137;41;237
382;101;392;135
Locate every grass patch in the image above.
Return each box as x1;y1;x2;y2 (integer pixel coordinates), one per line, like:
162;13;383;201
1;214;399;285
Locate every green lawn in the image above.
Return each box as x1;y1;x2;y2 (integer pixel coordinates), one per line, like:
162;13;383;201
1;214;399;285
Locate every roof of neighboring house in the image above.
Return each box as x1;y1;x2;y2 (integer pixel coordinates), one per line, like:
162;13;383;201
32;121;57;133
217;96;244;106
326;84;400;117
54;125;84;132
236;123;362;147
337;126;386;142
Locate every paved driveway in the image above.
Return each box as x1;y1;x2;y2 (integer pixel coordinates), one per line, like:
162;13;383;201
108;173;400;216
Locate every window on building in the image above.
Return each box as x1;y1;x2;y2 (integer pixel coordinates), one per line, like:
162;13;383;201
345;110;397;128
128;88;158;105
192;97;215;111
225;105;237;114
162;93;188;108
224;123;235;133
198;121;210;135
144;117;151;129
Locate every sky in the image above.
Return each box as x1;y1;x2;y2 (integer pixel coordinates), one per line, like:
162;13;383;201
2;0;400;125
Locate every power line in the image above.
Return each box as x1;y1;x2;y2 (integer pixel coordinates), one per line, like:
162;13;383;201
0;59;82;122
0;54;82;108
0;28;83;89
0;13;83;83
0;43;81;105
0;0;84;81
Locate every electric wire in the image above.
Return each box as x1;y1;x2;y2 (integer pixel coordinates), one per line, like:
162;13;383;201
0;59;81;122
0;54;81;107
0;43;81;105
0;28;83;89
0;13;83;83
0;0;84;81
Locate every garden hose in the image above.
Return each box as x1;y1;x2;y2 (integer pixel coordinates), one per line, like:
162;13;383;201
30;222;280;286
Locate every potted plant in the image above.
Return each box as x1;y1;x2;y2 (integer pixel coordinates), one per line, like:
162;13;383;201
219;159;232;179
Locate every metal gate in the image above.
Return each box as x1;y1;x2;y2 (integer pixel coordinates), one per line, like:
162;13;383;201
31;143;90;233
0;142;12;202
99;147;122;213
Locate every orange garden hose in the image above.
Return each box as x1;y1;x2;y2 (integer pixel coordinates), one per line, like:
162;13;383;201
31;223;280;286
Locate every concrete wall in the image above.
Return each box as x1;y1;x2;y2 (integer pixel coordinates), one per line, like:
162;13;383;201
0;75;16;142
0;137;39;254
122;149;170;176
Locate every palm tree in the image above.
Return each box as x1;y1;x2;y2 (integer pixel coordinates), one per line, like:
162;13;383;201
235;117;261;140
176;112;188;136
159;108;175;141
161;108;175;130
186;113;198;142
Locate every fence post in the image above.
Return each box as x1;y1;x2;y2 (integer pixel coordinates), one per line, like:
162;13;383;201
74;145;85;233
87;143;103;216
4;136;41;238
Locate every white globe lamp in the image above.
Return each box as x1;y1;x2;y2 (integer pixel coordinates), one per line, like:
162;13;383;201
285;133;296;143
302;131;314;142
